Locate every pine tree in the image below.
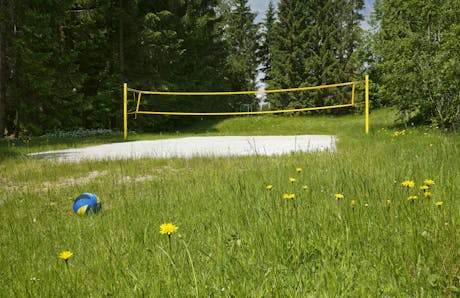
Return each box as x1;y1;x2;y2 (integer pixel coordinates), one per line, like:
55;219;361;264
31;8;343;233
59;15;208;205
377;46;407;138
224;0;259;89
0;0;23;136
267;0;308;109
268;0;364;110
128;0;233;131
5;0;86;135
174;0;232;112
259;1;276;83
221;0;259;109
0;0;138;135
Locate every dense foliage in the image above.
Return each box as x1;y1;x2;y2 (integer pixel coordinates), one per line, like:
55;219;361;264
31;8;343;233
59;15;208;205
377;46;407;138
0;0;458;136
266;0;364;110
0;0;244;135
370;0;460;129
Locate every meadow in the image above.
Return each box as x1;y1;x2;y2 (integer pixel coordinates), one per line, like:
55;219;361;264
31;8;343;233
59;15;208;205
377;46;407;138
1;108;459;297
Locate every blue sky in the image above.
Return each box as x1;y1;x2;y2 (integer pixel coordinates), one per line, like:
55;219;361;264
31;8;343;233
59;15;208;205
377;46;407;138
248;0;375;23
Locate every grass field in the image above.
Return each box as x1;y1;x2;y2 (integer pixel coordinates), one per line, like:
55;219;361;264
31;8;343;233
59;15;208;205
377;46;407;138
1;108;459;296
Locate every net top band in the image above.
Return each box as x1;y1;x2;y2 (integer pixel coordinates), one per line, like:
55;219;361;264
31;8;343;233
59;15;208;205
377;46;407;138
127;81;363;96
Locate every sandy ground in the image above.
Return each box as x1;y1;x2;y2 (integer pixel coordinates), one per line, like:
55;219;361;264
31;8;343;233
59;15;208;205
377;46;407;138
29;135;336;162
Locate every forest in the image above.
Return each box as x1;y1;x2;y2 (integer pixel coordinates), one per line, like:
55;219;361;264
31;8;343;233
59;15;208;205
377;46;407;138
0;0;458;137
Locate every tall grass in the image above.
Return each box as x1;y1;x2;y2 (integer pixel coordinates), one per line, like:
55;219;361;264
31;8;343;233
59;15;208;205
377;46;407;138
1;108;459;296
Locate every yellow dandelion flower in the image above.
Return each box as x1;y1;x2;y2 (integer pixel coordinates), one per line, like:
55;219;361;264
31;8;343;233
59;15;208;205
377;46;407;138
296;167;302;173
59;251;73;261
386;199;392;206
266;185;273;190
424;179;434;186
335;193;344;200
424;191;433;199
351;200;356;208
289;177;296;184
402;180;415;188
302;185;308;190
435;201;443;207
159;223;178;235
407;195;418;202
283;193;295;200
420;185;429;192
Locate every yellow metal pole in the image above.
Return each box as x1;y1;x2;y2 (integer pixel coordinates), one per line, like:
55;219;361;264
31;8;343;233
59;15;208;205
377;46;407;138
123;83;128;140
351;82;356;105
135;92;142;119
365;75;369;134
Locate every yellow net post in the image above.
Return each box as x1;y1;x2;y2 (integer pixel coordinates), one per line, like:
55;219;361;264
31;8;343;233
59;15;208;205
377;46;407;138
351;82;356;105
123;83;128;140
365;75;369;134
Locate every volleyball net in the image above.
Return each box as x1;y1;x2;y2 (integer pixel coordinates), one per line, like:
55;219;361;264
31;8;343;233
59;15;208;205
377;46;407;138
123;75;369;139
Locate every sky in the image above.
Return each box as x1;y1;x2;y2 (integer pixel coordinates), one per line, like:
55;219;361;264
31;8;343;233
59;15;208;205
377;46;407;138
248;0;375;24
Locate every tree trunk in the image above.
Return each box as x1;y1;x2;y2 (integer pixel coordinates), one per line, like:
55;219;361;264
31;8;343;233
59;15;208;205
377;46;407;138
0;0;6;138
12;18;19;138
119;0;124;76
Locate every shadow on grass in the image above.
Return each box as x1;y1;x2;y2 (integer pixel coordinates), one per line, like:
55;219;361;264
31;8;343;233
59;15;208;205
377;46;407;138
127;115;223;135
0;134;125;162
0;117;225;162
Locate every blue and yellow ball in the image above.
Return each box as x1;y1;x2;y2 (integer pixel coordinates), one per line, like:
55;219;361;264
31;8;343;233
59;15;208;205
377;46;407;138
73;193;101;215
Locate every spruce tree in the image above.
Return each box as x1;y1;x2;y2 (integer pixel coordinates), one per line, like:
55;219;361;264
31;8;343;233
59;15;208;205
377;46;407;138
6;0;85;135
267;0;308;109
174;0;232;113
259;1;276;84
224;0;259;89
130;0;234;132
268;0;364;110
221;0;259;109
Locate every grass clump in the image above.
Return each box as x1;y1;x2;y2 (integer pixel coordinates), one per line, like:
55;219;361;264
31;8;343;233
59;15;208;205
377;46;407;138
1;108;459;296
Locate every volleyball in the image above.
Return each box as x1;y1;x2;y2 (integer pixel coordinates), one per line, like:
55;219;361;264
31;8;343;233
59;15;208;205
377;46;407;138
73;193;101;215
